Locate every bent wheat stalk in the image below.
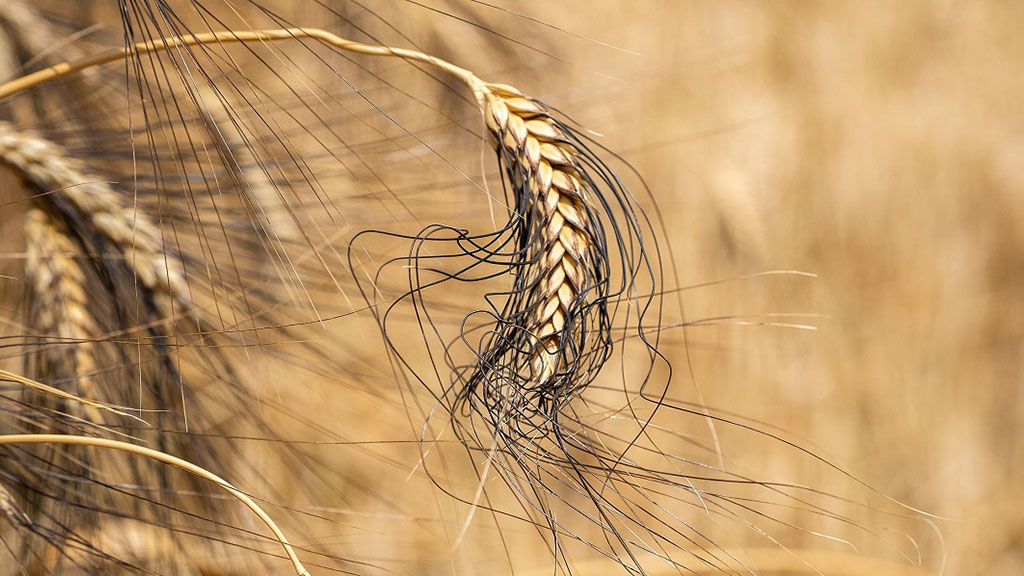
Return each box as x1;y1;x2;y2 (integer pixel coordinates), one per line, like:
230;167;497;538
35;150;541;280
0;434;310;576
0;26;615;419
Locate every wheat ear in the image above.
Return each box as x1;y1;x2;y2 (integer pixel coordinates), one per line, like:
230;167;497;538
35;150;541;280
0;123;190;314
480;85;606;409
0;3;61;65
23;208;102;410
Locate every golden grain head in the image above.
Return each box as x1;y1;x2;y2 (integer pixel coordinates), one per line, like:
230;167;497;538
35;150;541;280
481;85;604;407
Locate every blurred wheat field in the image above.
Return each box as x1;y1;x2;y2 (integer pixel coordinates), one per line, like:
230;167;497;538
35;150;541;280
0;1;1021;575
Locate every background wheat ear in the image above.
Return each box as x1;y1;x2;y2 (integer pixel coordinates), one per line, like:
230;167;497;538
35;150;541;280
0;78;319;574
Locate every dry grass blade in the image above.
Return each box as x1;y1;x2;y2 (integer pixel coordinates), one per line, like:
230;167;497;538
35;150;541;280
0;368;140;421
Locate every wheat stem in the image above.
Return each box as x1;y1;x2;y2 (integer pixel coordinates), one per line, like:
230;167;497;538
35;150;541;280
0;434;310;575
0;27;488;103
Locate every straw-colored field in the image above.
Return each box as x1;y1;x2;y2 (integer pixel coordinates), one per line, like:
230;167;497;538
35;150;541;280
0;2;1020;574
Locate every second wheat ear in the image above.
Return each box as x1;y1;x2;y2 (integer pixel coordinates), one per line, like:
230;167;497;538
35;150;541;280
0;27;616;419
